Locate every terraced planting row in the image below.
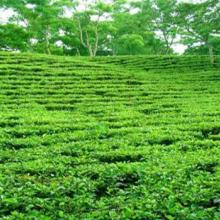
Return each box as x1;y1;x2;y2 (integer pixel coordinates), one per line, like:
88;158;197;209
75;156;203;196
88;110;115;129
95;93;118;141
91;55;220;71
0;52;220;219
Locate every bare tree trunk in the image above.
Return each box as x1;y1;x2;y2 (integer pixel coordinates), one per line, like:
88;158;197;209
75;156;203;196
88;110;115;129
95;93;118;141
45;29;51;55
208;44;215;65
76;48;81;56
77;16;100;57
45;41;51;54
78;19;94;57
78;19;87;48
88;47;94;57
161;29;169;54
45;41;51;55
93;24;99;56
86;33;94;56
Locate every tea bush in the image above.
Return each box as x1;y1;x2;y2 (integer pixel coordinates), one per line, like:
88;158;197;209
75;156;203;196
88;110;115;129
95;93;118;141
0;52;220;219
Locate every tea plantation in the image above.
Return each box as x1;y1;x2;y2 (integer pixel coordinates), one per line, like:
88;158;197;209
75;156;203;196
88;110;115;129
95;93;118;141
0;52;220;220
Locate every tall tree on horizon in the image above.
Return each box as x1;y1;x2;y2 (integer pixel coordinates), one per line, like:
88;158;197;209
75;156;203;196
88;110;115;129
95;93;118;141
1;0;220;56
71;1;113;56
178;0;220;64
1;0;70;54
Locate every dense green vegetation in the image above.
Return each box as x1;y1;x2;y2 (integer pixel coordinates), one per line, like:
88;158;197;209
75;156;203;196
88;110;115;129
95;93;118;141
0;52;220;219
1;0;220;58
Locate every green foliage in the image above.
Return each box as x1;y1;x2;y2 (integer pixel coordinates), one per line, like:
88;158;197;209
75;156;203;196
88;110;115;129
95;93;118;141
0;0;177;55
117;34;145;55
1;0;219;57
0;52;220;219
150;0;178;54
178;0;220;60
0;24;29;50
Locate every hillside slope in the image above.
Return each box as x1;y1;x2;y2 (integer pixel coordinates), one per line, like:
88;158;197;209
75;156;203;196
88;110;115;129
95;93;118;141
90;55;220;71
0;52;220;220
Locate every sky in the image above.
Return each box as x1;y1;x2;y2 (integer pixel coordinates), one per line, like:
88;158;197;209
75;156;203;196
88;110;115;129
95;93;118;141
0;0;204;54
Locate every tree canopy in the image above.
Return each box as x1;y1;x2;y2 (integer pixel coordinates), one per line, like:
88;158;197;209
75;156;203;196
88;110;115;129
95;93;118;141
0;0;219;60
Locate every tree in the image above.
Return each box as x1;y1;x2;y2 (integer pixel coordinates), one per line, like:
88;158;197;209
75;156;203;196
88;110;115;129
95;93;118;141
150;0;178;54
1;0;69;54
72;1;112;57
117;34;145;55
0;24;29;50
1;0;219;56
111;0;168;55
178;0;220;64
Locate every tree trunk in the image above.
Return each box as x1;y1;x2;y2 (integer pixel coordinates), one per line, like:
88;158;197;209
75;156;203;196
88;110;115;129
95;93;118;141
45;31;51;55
208;44;214;65
76;48;81;56
45;43;51;55
88;45;94;57
45;39;51;54
45;35;51;55
93;25;99;57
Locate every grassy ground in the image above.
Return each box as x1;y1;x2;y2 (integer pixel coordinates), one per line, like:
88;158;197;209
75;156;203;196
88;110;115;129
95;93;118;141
0;52;220;219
